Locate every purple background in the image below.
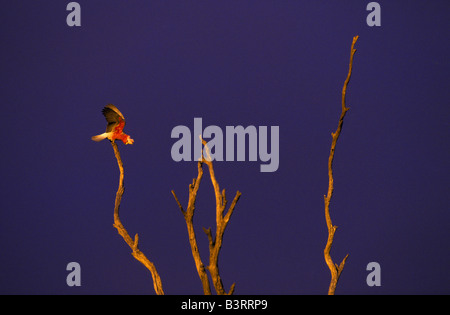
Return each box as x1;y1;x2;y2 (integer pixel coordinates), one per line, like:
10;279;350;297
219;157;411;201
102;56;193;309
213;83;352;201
1;1;449;294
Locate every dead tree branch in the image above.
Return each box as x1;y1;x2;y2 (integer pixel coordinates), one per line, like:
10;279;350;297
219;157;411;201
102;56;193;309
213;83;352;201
111;142;164;295
323;35;358;295
201;138;241;295
171;161;212;295
172;138;241;295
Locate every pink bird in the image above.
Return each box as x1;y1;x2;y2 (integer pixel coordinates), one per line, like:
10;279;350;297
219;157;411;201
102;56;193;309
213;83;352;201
92;105;134;145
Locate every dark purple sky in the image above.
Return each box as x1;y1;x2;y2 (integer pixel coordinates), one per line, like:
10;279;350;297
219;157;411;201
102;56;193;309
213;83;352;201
1;1;448;294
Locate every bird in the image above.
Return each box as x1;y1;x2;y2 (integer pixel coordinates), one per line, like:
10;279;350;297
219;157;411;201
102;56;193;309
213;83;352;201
91;105;134;145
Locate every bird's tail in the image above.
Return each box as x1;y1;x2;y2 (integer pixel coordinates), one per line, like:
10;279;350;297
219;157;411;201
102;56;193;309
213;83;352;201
91;133;109;142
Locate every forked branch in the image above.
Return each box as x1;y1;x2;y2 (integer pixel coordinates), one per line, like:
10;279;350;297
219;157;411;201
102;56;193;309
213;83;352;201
172;138;241;295
323;35;358;295
111;142;164;295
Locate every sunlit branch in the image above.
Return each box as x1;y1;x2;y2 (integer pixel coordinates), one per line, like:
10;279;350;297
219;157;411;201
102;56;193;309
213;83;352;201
172;138;241;295
111;142;164;295
171;160;212;295
323;35;358;295
200;138;241;295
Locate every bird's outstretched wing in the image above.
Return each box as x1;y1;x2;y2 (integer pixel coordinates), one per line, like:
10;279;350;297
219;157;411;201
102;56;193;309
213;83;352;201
102;104;125;133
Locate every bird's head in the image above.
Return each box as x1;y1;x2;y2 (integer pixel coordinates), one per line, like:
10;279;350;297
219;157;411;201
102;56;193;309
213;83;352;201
125;136;134;145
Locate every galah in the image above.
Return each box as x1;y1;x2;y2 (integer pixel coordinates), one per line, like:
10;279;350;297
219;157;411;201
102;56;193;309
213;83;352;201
92;105;134;145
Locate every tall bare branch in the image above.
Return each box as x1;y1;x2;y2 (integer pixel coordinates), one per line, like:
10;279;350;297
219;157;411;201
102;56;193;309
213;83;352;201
111;142;164;295
171;160;212;295
200;138;241;295
323;35;358;295
172;138;241;295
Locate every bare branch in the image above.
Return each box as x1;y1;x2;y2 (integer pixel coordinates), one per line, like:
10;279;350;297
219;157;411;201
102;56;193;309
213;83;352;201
200;138;241;295
111;142;164;295
323;35;358;295
171;190;185;216
173;138;241;295
172;161;212;295
203;227;214;250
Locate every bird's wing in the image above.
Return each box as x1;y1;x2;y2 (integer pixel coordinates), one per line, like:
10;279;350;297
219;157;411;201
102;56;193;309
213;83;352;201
102;105;125;132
